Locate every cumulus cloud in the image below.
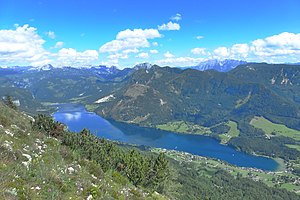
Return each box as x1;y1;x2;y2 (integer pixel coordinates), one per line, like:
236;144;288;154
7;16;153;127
122;48;139;54
191;48;206;55
100;59;119;67
100;28;161;53
57;48;98;67
212;32;300;62
100;37;149;53
107;53;128;60
0;24;100;67
164;51;175;58
53;41;64;49
231;43;249;58
136;52;149;59
150;49;158;54
170;13;182;21
0;24;50;66
158;21;180;31
213;47;230;58
45;31;55;39
212;44;250;59
116;28;161;40
251;32;300;57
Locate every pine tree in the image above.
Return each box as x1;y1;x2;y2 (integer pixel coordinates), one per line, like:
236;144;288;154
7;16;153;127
150;153;169;192
4;95;17;110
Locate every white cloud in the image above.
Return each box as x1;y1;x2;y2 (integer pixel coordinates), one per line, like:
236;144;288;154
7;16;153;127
196;35;204;40
156;57;205;67
152;42;159;46
100;37;149;53
136;52;149;59
211;32;300;62
0;24;100;67
53;41;64;49
150;49;159;54
107;53;128;60
191;48;206;55
170;13;182;21
213;47;230;58
0;24;50;66
116;28;161;39
251;32;300;57
122;48;139;54
158;21;180;31
100;59;119;67
45;31;55;39
99;28;161;53
231;43;249;58
164;51;175;58
57;48;98;67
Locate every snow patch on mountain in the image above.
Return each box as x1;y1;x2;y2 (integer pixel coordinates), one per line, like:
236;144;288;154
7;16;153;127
191;59;247;72
95;94;115;103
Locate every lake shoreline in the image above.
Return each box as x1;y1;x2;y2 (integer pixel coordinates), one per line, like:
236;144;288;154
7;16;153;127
53;103;279;171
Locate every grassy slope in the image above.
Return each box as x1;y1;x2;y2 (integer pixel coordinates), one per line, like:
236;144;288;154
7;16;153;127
156;120;240;144
286;145;300;152
156;121;211;135
218;121;240;144
0;103;165;200
250;116;300;141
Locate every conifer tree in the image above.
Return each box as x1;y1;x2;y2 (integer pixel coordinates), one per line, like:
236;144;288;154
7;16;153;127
4;95;17;110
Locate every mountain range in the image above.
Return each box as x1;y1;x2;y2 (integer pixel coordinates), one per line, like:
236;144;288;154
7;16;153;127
1;61;300;160
0;59;246;74
189;59;247;72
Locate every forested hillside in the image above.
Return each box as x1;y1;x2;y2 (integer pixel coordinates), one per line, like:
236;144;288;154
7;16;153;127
1;64;300;161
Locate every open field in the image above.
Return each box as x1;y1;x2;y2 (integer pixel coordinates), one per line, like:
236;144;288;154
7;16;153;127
286;144;300;152
218;121;240;144
157;120;240;144
156;121;211;135
250;116;300;141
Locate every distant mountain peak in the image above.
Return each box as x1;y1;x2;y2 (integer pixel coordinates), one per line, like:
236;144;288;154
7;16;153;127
192;59;247;72
40;64;54;70
28;64;54;71
133;63;153;70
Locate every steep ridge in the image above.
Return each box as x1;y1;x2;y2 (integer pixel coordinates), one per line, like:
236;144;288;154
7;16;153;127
95;66;300;128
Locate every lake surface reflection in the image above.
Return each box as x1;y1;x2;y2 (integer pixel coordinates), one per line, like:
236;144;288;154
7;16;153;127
53;104;279;171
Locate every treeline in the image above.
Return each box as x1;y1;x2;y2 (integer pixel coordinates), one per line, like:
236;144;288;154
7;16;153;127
228;119;300;160
32;114;169;193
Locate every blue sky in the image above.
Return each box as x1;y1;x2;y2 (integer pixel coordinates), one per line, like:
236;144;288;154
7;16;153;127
0;0;300;68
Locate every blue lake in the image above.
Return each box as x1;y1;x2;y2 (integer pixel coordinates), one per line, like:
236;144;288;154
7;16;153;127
53;104;279;171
